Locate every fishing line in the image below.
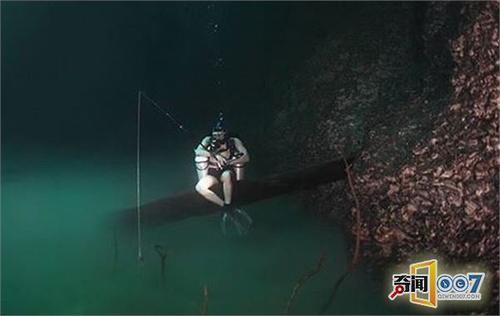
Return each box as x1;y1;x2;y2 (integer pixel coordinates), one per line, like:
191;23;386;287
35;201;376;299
140;91;218;153
136;91;143;264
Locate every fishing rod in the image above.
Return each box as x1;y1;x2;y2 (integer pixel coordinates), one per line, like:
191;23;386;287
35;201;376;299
139;91;240;167
140;91;191;141
139;91;216;154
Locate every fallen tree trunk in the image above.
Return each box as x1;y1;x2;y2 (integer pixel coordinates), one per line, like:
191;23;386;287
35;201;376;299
117;157;354;227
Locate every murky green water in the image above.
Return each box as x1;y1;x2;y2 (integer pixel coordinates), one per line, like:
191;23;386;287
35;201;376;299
1;148;411;315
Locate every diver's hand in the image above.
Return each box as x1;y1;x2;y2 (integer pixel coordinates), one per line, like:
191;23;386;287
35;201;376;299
208;155;223;169
215;154;228;168
226;153;244;166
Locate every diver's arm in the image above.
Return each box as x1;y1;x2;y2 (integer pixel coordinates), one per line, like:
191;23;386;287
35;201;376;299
230;138;250;165
194;137;212;157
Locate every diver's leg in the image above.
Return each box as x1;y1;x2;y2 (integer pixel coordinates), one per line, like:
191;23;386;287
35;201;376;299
195;175;224;207
219;170;252;236
220;170;233;205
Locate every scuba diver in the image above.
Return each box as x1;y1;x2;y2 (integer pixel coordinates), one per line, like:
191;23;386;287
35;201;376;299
194;112;252;235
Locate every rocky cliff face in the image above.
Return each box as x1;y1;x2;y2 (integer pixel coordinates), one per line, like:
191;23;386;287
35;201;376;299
269;2;461;169
269;2;498;313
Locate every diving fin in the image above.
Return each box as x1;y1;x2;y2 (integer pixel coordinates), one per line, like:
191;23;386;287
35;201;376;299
219;207;253;236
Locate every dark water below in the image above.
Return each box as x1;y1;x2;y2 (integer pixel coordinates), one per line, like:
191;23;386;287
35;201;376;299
1;148;416;315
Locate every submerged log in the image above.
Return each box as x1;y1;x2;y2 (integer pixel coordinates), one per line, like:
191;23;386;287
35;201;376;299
117;157;354;227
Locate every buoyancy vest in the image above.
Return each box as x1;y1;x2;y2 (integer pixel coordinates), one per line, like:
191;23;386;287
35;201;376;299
206;136;241;159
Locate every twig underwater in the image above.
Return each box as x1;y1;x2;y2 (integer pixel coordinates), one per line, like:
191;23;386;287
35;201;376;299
200;284;209;315
345;158;362;268
112;227;119;275
284;252;327;314
154;244;169;286
320;147;363;314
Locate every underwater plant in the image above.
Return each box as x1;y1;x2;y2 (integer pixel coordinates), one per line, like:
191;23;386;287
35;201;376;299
154;244;169;286
284;252;327;314
200;285;209;315
320;147;363;314
112;227;119;275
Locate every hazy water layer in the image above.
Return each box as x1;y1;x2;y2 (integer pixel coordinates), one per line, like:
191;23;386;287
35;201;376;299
1;149;408;314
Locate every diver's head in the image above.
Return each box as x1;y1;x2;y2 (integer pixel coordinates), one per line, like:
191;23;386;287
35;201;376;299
212;129;226;141
211;112;227;141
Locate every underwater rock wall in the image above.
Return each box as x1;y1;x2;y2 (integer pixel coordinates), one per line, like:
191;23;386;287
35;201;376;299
354;2;499;312
268;2;461;218
269;1;498;312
